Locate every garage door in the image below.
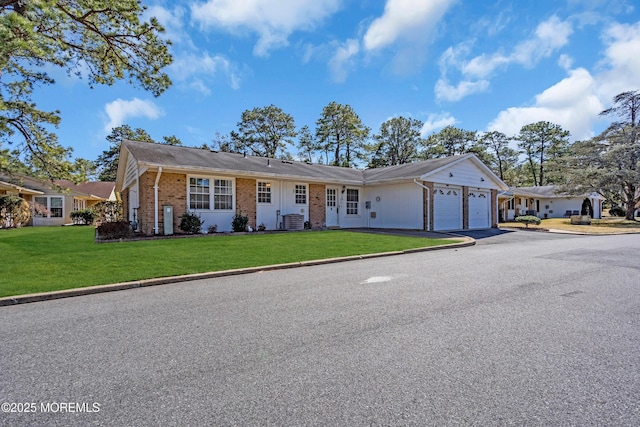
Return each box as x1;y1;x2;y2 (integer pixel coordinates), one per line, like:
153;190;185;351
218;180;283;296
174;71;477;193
468;190;490;229
433;186;462;230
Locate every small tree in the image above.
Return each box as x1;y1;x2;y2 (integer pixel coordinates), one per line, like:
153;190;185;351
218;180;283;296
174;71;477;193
515;215;541;228
0;195;30;228
581;198;593;217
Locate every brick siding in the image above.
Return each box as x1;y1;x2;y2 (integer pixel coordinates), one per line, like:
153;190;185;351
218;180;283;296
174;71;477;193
308;183;326;229
235;178;257;229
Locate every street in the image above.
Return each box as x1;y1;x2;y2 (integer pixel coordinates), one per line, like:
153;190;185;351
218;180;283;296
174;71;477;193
1;230;639;426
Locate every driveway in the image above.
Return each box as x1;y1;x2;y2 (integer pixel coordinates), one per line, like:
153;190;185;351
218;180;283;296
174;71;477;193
1;232;639;426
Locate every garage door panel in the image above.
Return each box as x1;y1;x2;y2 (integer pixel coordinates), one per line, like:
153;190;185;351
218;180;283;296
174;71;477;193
468;190;490;229
434;186;462;230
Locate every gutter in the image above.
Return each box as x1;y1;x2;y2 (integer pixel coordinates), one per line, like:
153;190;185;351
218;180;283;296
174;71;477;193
154;167;162;234
413;179;430;231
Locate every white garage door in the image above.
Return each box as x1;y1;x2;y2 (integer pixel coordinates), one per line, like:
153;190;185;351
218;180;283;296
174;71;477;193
433;186;462;230
468;190;490;229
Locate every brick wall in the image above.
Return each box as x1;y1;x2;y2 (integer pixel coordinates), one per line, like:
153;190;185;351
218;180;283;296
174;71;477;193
309;183;326;229
462;186;469;230
235;178;256;229
138;171;187;235
491;189;498;228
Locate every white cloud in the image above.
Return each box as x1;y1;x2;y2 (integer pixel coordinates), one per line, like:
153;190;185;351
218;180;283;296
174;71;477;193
328;39;360;83
168;52;241;92
144;5;189;45
434;78;489;102
421;113;457;136
436;15;573;101
363;0;456;51
190;0;342;57
487;68;602;140
103;98;163;133
597;21;640;99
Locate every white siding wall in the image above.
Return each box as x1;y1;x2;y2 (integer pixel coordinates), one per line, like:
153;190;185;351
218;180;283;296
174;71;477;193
190;176;236;233
337;186;367;228
366;183;423;229
281;181;309;223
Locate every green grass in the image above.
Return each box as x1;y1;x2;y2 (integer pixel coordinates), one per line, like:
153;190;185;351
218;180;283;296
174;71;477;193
0;226;458;298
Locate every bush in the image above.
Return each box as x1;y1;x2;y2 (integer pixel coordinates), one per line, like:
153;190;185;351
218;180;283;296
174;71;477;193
609;206;626;217
96;221;134;240
0;195;30;228
92;200;123;223
257;223;266;232
70;209;97;225
179;211;204;234
232;213;249;232
207;224;218;234
515;215;541;228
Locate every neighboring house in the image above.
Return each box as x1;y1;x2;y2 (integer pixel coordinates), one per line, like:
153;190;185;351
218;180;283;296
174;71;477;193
115;140;509;235
499;185;604;221
0;174;115;226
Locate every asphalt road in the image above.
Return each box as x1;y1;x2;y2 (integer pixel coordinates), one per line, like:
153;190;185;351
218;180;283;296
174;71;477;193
1;230;639;426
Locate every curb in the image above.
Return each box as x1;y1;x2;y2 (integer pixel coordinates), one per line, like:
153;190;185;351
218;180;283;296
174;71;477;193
0;238;474;307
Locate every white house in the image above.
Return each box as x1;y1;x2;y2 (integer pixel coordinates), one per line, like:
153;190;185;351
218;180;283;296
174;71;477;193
499;185;604;221
115;140;509;235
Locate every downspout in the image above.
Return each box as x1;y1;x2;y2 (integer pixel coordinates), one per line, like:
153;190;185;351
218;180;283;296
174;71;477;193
154;167;162;234
413;179;430;231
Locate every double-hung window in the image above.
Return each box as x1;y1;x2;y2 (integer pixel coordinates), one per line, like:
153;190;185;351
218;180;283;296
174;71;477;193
346;189;359;215
257;182;271;204
295;184;307;205
34;196;63;218
214;179;233;210
189;178;210;210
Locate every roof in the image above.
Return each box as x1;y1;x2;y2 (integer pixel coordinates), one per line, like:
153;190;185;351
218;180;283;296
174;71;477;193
118;140;507;189
55;180;115;200
0;174;114;200
504;185;604;199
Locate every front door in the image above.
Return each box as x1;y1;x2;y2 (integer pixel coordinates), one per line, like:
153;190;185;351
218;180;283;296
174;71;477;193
326;187;339;227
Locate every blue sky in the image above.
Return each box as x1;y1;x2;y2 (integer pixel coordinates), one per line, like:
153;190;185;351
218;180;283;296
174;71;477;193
37;0;640;163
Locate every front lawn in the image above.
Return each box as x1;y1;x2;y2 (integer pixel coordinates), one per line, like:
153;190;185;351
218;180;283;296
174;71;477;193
0;227;458;298
501;217;640;234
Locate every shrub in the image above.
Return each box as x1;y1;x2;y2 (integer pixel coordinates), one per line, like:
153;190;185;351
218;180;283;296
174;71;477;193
96;221;134;240
609;206;626;217
581;198;593;216
70;209;97;225
515;215;541;228
257;223;266;232
304;220;311;230
179;211;204;234
207;224;218;234
231;213;249;232
92;200;123;223
0;195;30;228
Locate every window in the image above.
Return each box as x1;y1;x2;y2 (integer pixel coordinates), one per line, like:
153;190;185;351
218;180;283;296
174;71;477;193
507;199;515;209
295;184;307;205
34;196;63;218
213;179;233;210
258;182;271;204
50;197;63;217
73;198;86;211
346;188;359;215
189;177;210;210
326;188;336;207
34;196;47;217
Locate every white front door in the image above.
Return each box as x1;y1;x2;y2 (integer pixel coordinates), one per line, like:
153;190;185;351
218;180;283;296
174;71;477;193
326;187;339;227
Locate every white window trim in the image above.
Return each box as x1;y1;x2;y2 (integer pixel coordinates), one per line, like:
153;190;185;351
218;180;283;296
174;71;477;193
257;181;273;205
187;175;235;212
34;195;64;218
345;188;360;216
294;183;308;205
